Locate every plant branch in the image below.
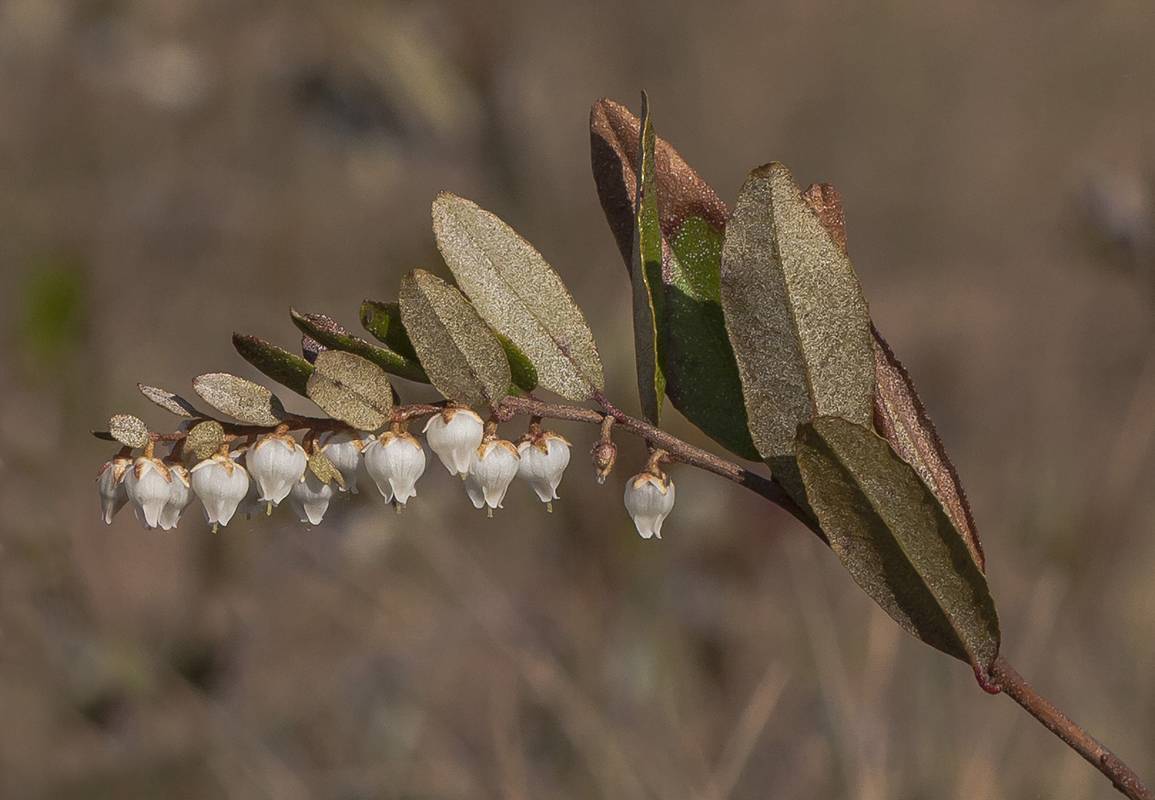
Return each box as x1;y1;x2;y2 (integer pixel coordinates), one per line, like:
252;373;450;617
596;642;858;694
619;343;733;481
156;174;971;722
990;655;1153;800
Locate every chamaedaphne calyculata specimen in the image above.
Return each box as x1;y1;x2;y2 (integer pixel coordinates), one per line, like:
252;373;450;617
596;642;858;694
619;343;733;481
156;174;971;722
94;94;1153;800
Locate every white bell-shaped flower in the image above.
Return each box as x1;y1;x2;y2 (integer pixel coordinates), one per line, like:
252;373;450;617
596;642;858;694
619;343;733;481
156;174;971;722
124;456;173;530
319;431;369;493
97;456;132;524
364;431;427;505
190;454;251;529
158;464;193;531
464;439;520;511
247;433;307;509
424;407;484;476
289;469;335;525
623;471;675;539
517;432;571;505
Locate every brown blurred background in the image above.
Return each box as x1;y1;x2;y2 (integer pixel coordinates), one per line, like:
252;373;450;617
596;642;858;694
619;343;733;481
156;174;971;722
3;0;1155;797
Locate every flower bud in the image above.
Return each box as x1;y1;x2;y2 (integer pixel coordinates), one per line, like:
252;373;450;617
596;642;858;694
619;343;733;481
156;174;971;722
247;433;307;509
364;431;427;505
190;454;251;530
591;440;617;485
97;456;132;524
424;407;484;476
623;471;675;539
289;469;335;525
517;432;571;504
124;456;173;530
464;439;520;511
158;464;193;531
319;431;369;493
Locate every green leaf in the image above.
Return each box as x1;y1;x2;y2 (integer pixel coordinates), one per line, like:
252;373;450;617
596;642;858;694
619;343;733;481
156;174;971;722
232;333;314;397
495;332;538;393
138;384;199;418
108;414;149;449
192;373;287;427
185;420;225;460
360;300;420;361
720;162;874;500
590;97;758;459
795;417;1000;680
306;351;394;431
630;92;665;424
431;192;604;401
399;269;511;410
291;308;428;384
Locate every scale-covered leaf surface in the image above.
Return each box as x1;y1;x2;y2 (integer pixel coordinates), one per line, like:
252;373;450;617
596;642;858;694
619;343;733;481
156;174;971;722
306;351;393;431
109;414;149;449
138;385;199;418
192;373;287;427
186;420;225;460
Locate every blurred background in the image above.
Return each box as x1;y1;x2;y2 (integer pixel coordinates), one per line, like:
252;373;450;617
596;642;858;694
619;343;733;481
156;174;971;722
2;0;1155;797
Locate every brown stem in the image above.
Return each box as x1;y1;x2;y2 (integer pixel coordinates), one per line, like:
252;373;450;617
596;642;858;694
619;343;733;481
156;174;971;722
990;655;1153;800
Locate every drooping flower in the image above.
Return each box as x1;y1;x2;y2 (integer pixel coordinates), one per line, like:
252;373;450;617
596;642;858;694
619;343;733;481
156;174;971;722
517;431;571;506
97;456;132;524
124;456;173;530
289;468;335;525
158;463;194;531
424;407;484;476
319;431;369;493
247;433;307;509
464;439;520;511
623;471;675;539
364;430;427;505
190;454;251;529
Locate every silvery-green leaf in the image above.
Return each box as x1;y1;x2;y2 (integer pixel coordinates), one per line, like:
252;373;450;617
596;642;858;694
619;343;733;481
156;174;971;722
360;300;419;361
795;417;1000;684
109;414;150;449
291;308;428;384
399;269;511;410
137;385;198;418
186;420;225;460
192;373;287;427
232;333;314;397
308;450;345;489
720;162;873;500
306;350;393;431
431;192;604;401
630;92;665;424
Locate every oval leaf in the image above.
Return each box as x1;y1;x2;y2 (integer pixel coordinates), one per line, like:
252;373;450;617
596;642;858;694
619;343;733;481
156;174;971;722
109;414;150;449
399;269;511;410
306;350;394;431
308;450;345;489
291;309;428;384
192;373;287;427
138;384;198;418
360;300;420;361
232;333;314;397
186;420;225;460
795;417;1000;682
431;192;604;401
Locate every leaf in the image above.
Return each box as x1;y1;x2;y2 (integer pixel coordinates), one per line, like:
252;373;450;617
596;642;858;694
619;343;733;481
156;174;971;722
232;333;314;397
495;333;539;393
720;162;874;499
360;300;420;361
291;309;428;384
431;192;604;401
109;414;150;449
590;97;758;459
185;420;225;460
308;450;345;489
398;270;511;410
91;430;117;442
137;384;199;418
795;417;1000;682
192;373;287;427
306;351;394;431
630;92;665;424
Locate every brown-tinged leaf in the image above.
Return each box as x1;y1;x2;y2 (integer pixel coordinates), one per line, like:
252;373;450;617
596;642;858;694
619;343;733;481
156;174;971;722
138;385;199;418
795;417;1000;684
232;333;314;397
109;414;150;449
801;183;847;251
307;450;345;489
291;309;428;384
431;192;604;401
306;350;393;431
192;373;287;427
398;270;511;410
186;420;225;460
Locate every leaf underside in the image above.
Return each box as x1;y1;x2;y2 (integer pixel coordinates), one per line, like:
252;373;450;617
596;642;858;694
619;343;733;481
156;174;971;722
306;350;394;431
192;373;287;427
